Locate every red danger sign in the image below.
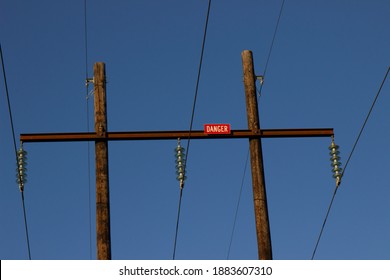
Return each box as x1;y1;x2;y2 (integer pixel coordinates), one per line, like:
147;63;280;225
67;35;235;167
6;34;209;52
204;124;231;135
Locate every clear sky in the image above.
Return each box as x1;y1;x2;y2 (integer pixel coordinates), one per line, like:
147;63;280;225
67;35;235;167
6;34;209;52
1;0;389;260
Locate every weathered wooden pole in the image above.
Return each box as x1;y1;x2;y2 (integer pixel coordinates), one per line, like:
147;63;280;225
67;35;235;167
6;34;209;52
242;50;272;260
93;62;111;260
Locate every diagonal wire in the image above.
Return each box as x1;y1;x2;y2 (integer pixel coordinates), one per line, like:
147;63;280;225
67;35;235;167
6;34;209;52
311;66;390;260
172;189;183;260
185;0;212;156
172;0;212;260
311;186;338;260
227;149;250;259
342;66;390;178
1;44;17;152
20;192;32;259
258;0;286;96
1;43;32;260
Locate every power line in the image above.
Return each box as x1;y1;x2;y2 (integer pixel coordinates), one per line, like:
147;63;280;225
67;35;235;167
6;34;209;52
342;66;390;178
227;150;249;259
83;0;93;260
172;189;183;260
258;0;286;96
0;44;17;153
20;192;31;259
84;0;89;84
1;43;32;260
185;0;212;155
311;186;338;260
311;66;390;260
172;0;212;259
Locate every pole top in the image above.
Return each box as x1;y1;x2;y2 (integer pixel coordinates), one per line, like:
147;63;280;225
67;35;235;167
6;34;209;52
242;50;253;56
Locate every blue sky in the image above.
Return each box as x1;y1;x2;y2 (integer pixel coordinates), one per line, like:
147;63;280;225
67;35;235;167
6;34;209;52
1;0;389;260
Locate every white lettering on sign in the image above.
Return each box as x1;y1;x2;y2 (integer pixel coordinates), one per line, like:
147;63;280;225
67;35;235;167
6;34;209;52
203;124;231;135
206;125;228;133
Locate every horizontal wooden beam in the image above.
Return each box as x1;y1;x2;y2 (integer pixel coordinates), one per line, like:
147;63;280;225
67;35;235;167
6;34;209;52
20;128;334;143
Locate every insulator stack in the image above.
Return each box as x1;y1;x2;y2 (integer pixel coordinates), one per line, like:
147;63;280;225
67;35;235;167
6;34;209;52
329;137;342;187
16;146;28;192
175;138;187;189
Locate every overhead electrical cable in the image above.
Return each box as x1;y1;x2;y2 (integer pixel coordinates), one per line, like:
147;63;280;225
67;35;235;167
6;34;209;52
83;0;93;260
84;0;89;85
172;188;184;259
1;43;32;260
226;150;250;259
342;66;390;177
185;0;212;155
311;66;390;260
172;0;212;260
0;45;17;152
258;0;286;96
226;0;286;259
311;186;338;260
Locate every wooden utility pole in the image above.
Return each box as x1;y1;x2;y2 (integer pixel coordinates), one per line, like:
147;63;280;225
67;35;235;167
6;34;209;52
20;53;335;259
242;50;272;260
93;62;111;260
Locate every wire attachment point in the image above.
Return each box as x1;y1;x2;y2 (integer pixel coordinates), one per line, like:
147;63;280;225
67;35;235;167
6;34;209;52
256;75;264;85
85;78;95;100
85;78;94;87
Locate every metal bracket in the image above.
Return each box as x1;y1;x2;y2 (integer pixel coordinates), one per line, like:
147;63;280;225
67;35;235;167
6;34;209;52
85;78;94;87
256;75;264;85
